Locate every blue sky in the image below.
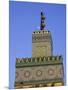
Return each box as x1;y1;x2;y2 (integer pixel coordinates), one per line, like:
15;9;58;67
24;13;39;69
9;1;66;88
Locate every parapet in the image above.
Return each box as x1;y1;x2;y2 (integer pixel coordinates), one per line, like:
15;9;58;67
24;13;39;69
16;56;63;67
32;30;50;34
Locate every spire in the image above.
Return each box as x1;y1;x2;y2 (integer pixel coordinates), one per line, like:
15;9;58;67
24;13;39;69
40;12;45;30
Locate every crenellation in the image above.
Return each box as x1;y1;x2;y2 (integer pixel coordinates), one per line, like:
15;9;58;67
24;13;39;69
32;30;50;34
16;56;63;64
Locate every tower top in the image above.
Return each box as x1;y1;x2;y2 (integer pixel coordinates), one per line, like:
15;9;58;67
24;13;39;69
40;12;45;30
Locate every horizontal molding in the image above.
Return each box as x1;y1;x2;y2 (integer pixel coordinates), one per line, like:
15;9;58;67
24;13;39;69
16;63;63;68
15;78;64;85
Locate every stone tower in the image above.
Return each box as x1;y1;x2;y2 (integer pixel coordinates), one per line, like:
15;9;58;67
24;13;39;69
32;12;52;57
14;12;64;89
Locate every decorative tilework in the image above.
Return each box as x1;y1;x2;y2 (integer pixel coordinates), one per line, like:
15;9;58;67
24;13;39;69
15;64;63;84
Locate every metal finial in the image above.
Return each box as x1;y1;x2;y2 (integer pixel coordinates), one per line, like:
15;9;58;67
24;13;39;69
40;12;45;30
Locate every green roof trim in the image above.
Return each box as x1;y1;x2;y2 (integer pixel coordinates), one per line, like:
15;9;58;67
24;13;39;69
16;56;63;67
32;30;50;34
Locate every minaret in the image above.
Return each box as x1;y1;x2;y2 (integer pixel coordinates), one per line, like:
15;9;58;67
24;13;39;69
32;12;53;57
14;11;64;89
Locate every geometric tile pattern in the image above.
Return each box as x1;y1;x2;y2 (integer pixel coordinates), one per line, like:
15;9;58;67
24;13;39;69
15;64;63;83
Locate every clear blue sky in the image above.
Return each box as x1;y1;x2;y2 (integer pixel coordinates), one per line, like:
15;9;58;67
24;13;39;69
9;1;66;88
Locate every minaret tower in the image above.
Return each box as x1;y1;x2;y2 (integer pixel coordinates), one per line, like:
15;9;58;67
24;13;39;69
32;12;53;57
14;11;64;89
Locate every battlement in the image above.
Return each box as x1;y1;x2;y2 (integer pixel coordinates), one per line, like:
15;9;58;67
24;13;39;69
32;30;52;43
32;30;50;34
16;56;63;64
